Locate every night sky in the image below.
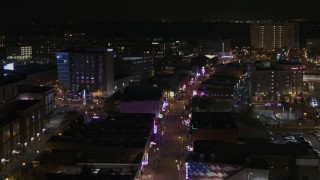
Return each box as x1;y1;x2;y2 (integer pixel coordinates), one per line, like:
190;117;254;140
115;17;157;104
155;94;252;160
1;0;320;22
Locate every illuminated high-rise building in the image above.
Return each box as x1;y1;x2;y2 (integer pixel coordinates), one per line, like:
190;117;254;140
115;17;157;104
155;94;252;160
56;48;114;96
6;46;32;61
251;20;299;50
250;61;304;100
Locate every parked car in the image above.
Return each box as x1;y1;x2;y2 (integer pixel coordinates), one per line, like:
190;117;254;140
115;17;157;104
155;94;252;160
284;136;295;140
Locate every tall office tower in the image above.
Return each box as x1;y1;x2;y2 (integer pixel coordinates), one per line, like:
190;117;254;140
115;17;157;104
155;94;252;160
56;48;114;96
115;56;154;78
33;33;87;63
251;20;299;50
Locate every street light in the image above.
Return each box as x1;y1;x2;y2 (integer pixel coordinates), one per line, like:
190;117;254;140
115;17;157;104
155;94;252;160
178;136;184;180
247;172;253;180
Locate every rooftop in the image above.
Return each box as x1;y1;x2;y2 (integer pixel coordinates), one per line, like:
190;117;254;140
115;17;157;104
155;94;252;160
0;72;26;86
19;85;55;94
47;136;147;149
186;161;243;179
193;140;314;157
44;173;134;180
206;75;239;83
14;63;57;75
11;100;42;111
218;62;243;67
64;113;155;139
191;112;237;129
75;152;143;164
121;86;162;101
276;60;303;65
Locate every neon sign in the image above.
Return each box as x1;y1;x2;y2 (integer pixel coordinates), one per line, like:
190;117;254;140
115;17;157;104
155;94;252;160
185;162;189;179
154;120;157;134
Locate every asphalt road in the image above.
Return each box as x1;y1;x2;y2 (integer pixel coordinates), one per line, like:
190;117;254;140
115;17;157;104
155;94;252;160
153;100;190;180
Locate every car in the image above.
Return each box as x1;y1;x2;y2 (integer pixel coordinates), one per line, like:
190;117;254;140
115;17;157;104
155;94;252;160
269;140;280;144
285;131;303;139
313;132;320;137
282;132;288;137
313;129;320;133
286;139;299;144
266;131;273;136
284;136;295;140
267;137;275;141
313;149;320;156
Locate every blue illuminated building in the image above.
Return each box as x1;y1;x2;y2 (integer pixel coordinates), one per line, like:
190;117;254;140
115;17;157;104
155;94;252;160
56;48;114;96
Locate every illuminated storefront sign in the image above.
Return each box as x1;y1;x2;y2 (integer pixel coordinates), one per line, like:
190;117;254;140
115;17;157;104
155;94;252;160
142;153;148;165
154;120;157;134
185;162;189;179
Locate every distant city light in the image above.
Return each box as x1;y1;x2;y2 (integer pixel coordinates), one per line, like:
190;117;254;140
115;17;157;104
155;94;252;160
205;54;217;59
182;84;186;91
192;90;197;96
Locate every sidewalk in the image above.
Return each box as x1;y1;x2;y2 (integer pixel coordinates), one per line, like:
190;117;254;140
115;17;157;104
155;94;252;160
141;146;159;180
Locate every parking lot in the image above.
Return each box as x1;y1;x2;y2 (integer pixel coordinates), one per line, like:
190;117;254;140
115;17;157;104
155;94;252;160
266;130;320;157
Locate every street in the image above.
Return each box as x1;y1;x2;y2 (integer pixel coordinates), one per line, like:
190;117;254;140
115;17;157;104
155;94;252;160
142;75;201;180
153;100;190;180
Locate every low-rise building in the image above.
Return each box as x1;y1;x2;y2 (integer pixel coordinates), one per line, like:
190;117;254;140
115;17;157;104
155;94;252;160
119;86;163;118
43;113;156;179
190;112;238;143
187;140;318;180
197;75;238;102
17;86;55;116
0;100;44;163
14;64;58;87
0;115;20;160
0;72;48;166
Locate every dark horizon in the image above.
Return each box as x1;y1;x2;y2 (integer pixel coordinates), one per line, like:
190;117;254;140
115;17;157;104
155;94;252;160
1;0;320;23
2;20;320;48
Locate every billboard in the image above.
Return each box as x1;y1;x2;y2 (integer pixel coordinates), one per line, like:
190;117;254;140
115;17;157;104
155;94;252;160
4;63;14;70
